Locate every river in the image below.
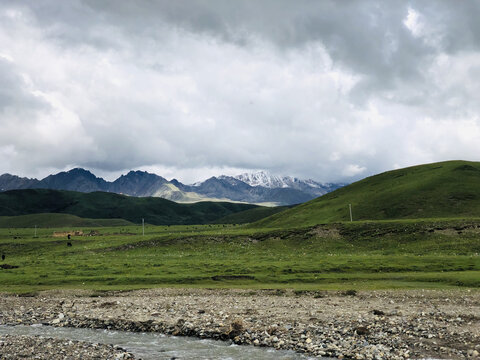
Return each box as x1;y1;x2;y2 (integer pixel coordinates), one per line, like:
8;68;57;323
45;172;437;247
0;324;317;359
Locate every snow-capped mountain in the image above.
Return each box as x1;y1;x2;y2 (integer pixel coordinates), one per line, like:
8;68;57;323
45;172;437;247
234;171;341;197
234;171;293;188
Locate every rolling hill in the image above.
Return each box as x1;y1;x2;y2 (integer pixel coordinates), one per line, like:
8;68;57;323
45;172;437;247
254;160;480;228
0;189;260;225
211;205;293;224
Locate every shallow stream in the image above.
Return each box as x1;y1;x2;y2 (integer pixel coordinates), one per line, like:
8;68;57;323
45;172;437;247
0;324;316;359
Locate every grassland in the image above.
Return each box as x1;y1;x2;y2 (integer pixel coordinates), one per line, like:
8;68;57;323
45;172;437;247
1;219;479;293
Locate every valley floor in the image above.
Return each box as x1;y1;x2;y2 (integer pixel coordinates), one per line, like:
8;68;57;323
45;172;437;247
0;288;479;359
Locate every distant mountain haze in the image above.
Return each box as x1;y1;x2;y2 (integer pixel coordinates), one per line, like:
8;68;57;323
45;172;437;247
0;168;345;206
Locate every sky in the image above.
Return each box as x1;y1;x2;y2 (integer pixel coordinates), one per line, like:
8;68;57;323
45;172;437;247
1;1;480;184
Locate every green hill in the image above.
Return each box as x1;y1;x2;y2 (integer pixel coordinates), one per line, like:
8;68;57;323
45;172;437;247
212;205;292;224
0;213;134;228
254;160;480;228
0;189;258;225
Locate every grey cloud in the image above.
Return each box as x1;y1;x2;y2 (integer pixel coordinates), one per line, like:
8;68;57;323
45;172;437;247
8;1;475;95
14;1;453;100
0;59;45;111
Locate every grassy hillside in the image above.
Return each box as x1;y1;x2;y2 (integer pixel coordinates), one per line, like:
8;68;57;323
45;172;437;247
212;205;292;224
0;189;259;225
0;213;134;228
254;160;480;228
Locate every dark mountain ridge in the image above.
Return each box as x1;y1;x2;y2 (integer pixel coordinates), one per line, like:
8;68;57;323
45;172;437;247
37;168;109;192
0;174;40;190
110;170;168;196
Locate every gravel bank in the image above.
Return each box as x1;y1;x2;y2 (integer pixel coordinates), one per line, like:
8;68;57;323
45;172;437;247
0;288;479;359
0;334;134;359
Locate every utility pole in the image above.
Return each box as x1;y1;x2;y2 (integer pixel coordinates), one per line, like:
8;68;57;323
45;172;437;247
142;218;145;236
349;204;353;222
34;225;37;238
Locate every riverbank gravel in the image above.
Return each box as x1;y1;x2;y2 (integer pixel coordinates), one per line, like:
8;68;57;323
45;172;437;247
0;334;134;359
0;288;479;359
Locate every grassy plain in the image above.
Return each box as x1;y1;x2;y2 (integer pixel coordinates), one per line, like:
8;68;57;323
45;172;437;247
1;219;479;293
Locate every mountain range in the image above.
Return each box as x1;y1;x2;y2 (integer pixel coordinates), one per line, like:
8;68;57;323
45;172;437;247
0;168;344;206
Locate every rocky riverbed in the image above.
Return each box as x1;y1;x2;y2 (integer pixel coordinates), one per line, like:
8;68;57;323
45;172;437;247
0;334;134;359
0;288;479;359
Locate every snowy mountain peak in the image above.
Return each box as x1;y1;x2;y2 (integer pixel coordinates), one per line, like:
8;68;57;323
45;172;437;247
234;171;295;189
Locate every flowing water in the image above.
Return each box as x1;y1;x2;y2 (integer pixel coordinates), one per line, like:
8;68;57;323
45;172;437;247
0;325;317;359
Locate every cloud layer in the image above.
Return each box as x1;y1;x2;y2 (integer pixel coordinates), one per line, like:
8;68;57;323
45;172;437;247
1;0;480;183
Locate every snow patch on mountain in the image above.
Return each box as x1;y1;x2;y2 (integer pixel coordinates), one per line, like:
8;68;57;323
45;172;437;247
234;171;290;188
234;171;326;190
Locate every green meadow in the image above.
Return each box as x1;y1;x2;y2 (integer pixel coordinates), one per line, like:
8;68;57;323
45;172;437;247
1;219;479;293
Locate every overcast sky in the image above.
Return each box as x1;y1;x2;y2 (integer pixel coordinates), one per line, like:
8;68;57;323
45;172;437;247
1;1;480;183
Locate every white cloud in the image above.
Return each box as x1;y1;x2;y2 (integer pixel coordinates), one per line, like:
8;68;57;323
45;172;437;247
342;164;367;177
404;7;423;37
